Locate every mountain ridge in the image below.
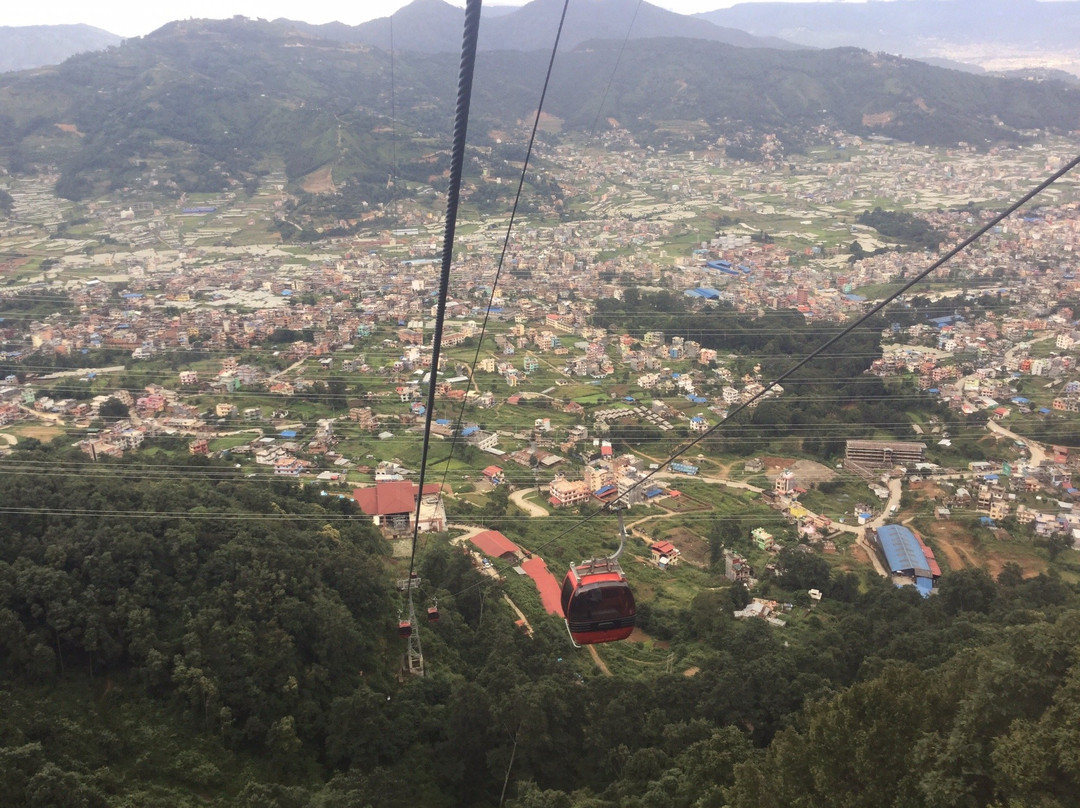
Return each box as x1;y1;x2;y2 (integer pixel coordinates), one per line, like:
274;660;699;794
285;0;802;53
2;17;1079;206
0;23;122;73
699;0;1080;71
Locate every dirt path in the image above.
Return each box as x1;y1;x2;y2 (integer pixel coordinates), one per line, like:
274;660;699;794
268;357;308;381
653;470;764;494
447;523;490;543
502;594;534;638
712;460;735;476
588;645;611;676
936;538;968;571
855;533;890;578
17;404;64;423
39;365;125;380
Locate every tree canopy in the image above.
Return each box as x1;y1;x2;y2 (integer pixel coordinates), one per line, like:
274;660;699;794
2;446;1080;805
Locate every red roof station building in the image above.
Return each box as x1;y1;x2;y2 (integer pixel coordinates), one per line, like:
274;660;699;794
353;481;445;535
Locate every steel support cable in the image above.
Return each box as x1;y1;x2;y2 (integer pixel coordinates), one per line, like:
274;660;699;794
390;13;398;182
0;503;1010;525
406;0;483;610
590;0;643;136
435;0;572;500
447;152;1080;600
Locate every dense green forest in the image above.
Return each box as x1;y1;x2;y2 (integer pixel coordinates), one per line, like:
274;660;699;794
2;442;1080;806
595;291;965;458
857;207;946;251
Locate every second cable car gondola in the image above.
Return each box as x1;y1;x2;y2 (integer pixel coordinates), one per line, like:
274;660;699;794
560;506;636;646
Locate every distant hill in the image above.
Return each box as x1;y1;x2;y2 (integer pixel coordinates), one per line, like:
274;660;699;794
481;4;523;18
2;17;1079;207
0;24;122;73
301;0;801;53
699;0;1080;58
276;0;467;53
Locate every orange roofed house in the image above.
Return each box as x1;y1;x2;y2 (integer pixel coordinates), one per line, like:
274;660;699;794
353;481;445;536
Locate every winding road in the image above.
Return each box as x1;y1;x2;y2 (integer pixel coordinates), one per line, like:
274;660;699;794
510;488;550;517
987;419;1049;466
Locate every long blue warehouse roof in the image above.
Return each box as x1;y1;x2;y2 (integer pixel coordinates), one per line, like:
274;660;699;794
877;524;932;577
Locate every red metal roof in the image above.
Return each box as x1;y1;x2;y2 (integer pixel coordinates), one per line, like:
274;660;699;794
353;481;440;516
521;556;563;616
913;532;943;578
471;529;520;558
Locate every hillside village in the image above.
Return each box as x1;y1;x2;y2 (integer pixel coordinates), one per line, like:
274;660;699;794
3;132;1080;591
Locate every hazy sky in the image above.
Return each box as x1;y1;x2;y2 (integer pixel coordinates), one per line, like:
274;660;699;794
1;0;876;39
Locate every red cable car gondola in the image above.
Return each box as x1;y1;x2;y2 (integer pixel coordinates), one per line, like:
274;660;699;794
561;557;636;645
427;601;440;622
561;506;636;646
398;618;413;638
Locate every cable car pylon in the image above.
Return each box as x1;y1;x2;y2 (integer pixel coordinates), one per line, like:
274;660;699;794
401;597;424;678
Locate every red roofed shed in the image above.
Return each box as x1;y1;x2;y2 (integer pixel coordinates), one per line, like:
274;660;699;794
471;529;521;560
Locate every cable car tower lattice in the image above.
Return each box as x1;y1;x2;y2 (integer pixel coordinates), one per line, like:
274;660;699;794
400;600;424;679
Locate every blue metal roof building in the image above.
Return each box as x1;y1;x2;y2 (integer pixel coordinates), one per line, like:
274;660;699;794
685;287;721;300
928;314;961;327
875;524;933;580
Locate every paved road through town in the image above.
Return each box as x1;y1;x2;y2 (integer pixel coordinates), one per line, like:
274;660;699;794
987;419;1049;466
510;488;549;517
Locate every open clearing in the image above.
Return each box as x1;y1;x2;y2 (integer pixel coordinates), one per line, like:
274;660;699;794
300;165;337;194
661;525;710;567
919;520;1047;577
762;456;838;484
11;424;64;442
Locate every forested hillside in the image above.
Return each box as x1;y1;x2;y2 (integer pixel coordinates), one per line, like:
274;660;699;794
3;17;1080;207
2;443;1080;806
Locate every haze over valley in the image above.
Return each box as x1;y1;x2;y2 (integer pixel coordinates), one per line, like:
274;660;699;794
4;3;1080;806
